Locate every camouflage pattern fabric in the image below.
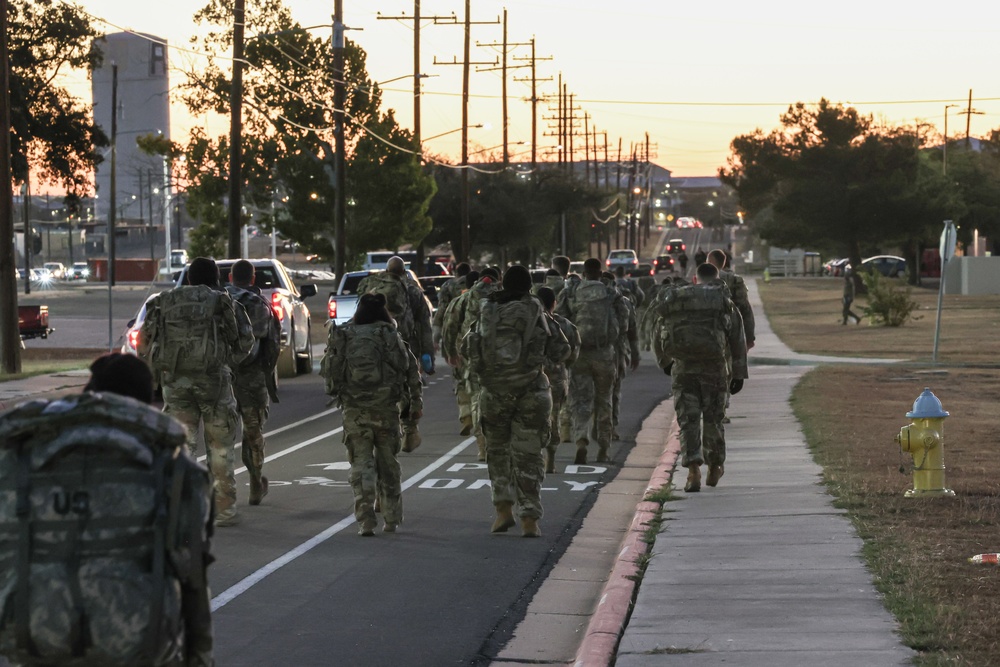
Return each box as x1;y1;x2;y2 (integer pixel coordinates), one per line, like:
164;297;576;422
162;375;241;517
568;346;617;452
239;405;268;483
479;376;552;519
432;276;466;343
342;406;404;528
0;392;214;667
543;313;580;448
404;276;435;360
719;269;755;347
611;294;638;432
672;373;729;467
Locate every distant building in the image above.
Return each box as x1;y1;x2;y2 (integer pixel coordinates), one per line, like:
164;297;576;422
91;32;171;227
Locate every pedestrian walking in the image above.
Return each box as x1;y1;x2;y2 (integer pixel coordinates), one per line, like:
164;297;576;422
321;293;423;536
462;266;571;537
225;259;282;506
842;267;862;324
653;262;748;492
138;257;254;527
537;286;580;473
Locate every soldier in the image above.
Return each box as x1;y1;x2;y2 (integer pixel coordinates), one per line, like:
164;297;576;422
602;271;640;441
462;266;570;537
639;275;673;351
613;265;645;307
442;267;501;461
433;262;472;434
842;266;862;325
653;262;748;492
556;258;633;464
358;256;434;452
322;293;423;536
536;286;580;473
139;256;254;527
225;259;282;506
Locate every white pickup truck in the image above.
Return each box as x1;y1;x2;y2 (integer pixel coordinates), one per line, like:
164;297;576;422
327;269;435;327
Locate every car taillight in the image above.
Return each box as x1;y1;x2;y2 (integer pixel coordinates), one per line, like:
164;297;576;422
328;299;337;319
128;329;140;350
605;259;611;267
271;292;285;321
632;259;638;265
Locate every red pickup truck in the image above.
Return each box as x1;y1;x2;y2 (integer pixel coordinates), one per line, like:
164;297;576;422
18;305;53;341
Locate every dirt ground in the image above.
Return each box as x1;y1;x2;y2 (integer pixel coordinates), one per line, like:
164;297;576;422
762;278;1000;666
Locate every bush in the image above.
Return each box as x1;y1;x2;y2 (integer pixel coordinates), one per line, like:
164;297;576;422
859;271;919;327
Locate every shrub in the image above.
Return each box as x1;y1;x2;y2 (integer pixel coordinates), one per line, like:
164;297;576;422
860;271;919;327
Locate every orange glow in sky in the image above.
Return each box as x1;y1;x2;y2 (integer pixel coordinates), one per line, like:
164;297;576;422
64;0;1000;176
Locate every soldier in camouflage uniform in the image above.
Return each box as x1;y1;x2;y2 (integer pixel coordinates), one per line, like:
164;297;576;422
139;257;254;527
603;271;641;441
556;259;633;464
322;293;423;536
225;260;282;507
536;286;580;473
707;249;755;350
358;256;434;452
653;262;747;492
433;263;473;434
639;275;673;351
463;266;570;537
442;268;501;460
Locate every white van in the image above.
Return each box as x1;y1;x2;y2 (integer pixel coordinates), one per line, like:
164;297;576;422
362;250;417;271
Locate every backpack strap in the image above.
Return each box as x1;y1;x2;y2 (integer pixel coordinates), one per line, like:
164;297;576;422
15;443;37;658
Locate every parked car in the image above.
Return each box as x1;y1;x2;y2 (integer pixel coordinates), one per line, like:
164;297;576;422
43;262;66;280
69;262;89;280
174;258;317;377
860;255;907;278
18;305;52;341
361;250;418;271
121;293;158;357
653;255;674;272
16;268;39;282
328;269;428;327
569;261;585;276
605;249;638;269
665;239;686;255
823;257;851;277
628;263;654;278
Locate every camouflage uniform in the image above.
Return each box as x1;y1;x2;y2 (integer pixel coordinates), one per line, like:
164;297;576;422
611;293;638;439
225;284;281;503
464;294;570;521
556;278;630;462
719;268;755;349
542;312;580;471
433;277;473;430
139;284;253;522
652;283;748;468
322;321;422;533
441;276;500;457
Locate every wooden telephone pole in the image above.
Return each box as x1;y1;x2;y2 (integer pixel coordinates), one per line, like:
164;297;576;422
512;38;551;170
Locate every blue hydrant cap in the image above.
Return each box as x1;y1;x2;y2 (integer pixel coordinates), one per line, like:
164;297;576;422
906;388;950;419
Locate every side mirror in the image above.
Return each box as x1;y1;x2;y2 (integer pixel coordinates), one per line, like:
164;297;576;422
299;284;318;299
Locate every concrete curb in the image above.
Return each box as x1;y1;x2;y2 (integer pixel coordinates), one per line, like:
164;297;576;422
571;401;681;667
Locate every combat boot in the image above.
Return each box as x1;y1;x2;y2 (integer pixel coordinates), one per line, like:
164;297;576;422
383;522;398;533
402;429;422;453
596;446;610;463
684;465;702;493
574;439;588;465
374;495;381;513
520;516;541;538
358;520;376;537
215;508;241;527
477;437;487;462
544;446;557;474
460;415;474;436
491;501;516;533
706;464;725;487
249;475;269;506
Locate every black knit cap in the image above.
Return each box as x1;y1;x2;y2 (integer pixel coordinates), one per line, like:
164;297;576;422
355;292;392;325
187;257;220;287
502;265;532;295
84;353;154;404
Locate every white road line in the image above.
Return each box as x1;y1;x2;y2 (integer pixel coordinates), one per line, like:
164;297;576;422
197;407;341;464
211;437;476;611
234;427;343;475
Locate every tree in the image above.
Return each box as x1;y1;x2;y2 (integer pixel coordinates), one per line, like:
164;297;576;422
177;0;435;264
942;138;1000;255
6;0;108;194
720;99;958;276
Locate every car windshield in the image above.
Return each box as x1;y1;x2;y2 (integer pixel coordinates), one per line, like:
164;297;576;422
340;273;369;295
610;251;634;259
217;265;281;290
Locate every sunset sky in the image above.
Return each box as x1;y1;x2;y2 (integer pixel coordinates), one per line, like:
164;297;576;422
65;0;1000;177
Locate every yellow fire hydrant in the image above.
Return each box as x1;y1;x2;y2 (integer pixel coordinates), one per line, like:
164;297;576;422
894;388;955;498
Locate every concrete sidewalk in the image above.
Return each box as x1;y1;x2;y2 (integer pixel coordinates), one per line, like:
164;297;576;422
614;278;914;666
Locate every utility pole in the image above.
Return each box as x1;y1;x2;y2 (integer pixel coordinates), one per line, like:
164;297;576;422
109;64;118;287
615;138;622;248
333;0;347;280
228;0;245;258
433;2;499;262
0;0;20;373
958;88;983;148
476;10;531;167
513;38;551;171
583;113;590;184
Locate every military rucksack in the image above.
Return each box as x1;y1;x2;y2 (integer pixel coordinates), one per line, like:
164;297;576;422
653;284;730;364
227;286;280;373
362;273;414;340
321;322;403;399
149;286;230;376
570;280;619;349
463;297;546;388
0;392;212;667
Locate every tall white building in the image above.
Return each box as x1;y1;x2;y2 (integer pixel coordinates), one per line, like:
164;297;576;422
91;32;171;226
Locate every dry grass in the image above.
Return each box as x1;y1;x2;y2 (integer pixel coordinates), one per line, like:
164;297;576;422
0;348;104;381
758;278;1000;364
762;279;1000;666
